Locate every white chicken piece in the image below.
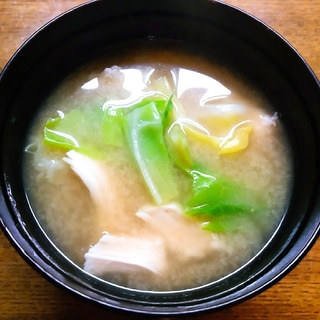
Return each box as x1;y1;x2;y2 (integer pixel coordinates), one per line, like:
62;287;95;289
63;150;125;233
83;233;166;275
136;204;218;260
63;150;114;206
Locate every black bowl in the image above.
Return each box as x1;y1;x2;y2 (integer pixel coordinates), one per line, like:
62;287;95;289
1;0;320;316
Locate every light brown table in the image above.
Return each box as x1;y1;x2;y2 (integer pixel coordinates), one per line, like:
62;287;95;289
0;1;319;319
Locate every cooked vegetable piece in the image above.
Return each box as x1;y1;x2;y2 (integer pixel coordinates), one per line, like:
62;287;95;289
185;166;256;215
184;165;263;232
168;117;253;155
164;99;193;171
44;107;122;158
123;100;178;205
215;120;253;154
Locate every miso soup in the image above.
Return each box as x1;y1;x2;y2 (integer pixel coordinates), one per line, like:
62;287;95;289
24;46;292;291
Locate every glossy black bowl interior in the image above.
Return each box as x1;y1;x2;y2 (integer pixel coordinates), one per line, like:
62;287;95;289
1;0;320;316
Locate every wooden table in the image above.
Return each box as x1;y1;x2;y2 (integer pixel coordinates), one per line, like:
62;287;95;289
0;1;319;319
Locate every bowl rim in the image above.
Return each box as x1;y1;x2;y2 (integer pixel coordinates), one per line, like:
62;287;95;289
1;0;320;315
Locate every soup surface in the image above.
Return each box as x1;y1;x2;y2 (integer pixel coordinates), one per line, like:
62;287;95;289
24;46;292;291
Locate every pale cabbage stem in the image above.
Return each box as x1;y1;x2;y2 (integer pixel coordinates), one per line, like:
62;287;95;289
170;117;253;154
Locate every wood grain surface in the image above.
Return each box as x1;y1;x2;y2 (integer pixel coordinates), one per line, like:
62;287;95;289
0;1;319;319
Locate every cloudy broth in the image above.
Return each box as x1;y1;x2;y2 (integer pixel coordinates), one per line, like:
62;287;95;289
24;46;292;291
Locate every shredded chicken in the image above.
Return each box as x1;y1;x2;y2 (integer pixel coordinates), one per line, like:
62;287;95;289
63;150;124;233
136;204;216;259
63;150;111;205
84;233;166;275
